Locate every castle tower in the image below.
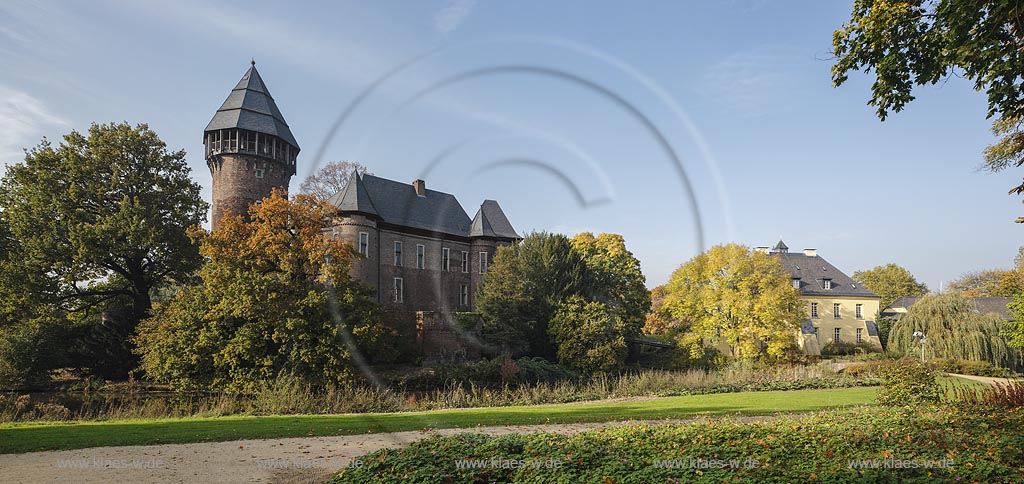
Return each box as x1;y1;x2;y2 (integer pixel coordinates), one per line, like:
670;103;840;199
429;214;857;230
204;60;299;229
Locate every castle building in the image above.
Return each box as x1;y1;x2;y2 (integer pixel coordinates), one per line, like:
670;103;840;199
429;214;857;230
205;63;519;313
759;240;883;355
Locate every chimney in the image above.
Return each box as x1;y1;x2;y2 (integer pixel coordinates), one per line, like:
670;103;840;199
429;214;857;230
754;246;770;254
412;179;426;197
804;248;817;257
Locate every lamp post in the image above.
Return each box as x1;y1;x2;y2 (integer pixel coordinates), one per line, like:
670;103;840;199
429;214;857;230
912;331;926;363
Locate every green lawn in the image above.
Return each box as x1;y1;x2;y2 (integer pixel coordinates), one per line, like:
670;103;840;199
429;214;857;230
0;387;876;454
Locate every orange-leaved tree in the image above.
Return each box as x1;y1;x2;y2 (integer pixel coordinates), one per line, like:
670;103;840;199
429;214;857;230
135;190;390;392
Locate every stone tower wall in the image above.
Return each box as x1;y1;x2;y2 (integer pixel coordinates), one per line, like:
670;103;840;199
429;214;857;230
208;153;291;229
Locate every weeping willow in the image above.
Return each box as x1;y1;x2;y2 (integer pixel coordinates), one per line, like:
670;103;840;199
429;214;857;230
889;292;1019;368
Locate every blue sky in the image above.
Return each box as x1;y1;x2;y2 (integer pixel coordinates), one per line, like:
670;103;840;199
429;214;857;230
2;0;1021;290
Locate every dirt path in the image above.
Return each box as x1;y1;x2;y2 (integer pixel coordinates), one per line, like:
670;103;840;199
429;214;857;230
0;416;772;484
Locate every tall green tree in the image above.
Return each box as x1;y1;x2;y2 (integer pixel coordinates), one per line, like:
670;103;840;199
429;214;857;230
0;122;207;379
134;191;383;392
890;292;1017;367
476;232;588;358
852;263;928;309
569;232;650;328
832;1;1024;220
0;122;207;323
661;243;803;360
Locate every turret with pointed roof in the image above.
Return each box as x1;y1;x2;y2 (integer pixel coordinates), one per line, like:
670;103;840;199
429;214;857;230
204;61;299;229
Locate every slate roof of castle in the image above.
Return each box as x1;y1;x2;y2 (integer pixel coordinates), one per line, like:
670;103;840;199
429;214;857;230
205;62;300;149
770;241;879;298
470;200;521;239
328;173;518;239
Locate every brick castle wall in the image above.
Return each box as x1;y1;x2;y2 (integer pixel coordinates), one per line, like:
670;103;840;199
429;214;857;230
208;153;291;229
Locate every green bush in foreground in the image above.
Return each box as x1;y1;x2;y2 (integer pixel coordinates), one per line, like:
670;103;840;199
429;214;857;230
875;359;941;407
330;406;1024;483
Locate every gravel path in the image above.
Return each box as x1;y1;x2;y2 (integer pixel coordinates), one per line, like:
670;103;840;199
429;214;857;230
0;416;773;484
948;373;1021;386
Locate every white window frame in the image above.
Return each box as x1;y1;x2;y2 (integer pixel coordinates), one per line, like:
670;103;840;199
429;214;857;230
856;328;863;343
393;241;402;267
358;232;369;257
461;251;469;273
254;168;265;179
855;304;863;319
460;284;468;306
479;251;488;274
393;277;403;303
833;303;841;319
823;279;832;290
833;327;841;343
813;327;819;344
442;248;450;271
792;278;800;289
810;303;818;318
416;244;425;269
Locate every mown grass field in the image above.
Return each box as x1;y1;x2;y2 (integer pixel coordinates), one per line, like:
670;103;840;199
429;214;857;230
0;386;876;454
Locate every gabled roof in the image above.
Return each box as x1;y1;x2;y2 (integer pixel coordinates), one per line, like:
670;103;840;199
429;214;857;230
774;249;879;298
328;171;378;217
771;239;789;253
205;62;300;150
470;200;520;239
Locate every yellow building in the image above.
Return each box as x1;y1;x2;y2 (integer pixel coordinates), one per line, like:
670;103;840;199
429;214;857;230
760;241;882;355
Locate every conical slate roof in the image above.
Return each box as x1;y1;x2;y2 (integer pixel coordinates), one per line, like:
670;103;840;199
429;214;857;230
205;61;300;150
470;200;520;239
771;239;789;253
328;172;378;217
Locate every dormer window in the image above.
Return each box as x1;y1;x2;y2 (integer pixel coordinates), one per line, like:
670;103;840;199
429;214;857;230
792;278;800;289
823;279;832;290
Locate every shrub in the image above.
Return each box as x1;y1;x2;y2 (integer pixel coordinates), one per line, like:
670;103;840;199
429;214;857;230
821;340;876;357
548;296;630;373
329;406;1024;483
841;360;890;378
875;359;941;406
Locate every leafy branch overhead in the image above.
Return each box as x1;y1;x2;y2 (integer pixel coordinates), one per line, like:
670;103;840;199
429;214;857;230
832;0;1024;220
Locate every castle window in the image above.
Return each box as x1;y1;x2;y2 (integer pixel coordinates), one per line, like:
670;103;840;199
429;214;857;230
823;278;832;290
856;304;863;319
394;241;402;266
461;251;469;273
856;328;863;343
442;248;450;271
833;303;841;319
813;326;819;343
792;278;800;289
479;251;488;274
393;278;403;303
416;244;425;269
254;168;264;179
810;303;818;318
834;328;841;343
460;284;468;306
358;232;369;257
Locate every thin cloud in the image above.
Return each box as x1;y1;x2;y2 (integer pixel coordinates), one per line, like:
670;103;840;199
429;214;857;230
0;86;68;165
434;0;476;33
698;45;804;117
